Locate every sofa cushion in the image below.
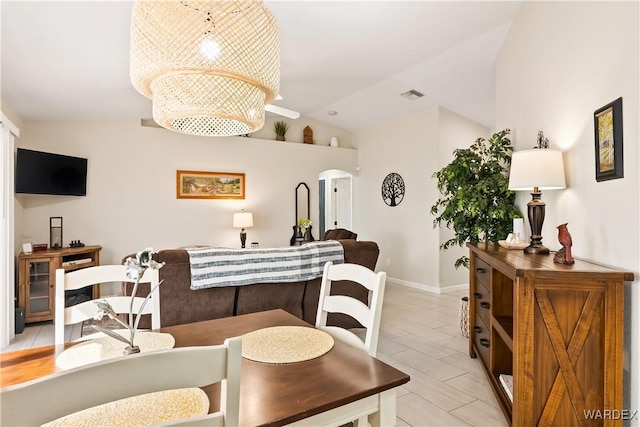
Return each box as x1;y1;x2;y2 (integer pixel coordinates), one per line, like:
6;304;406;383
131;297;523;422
236;281;306;318
323;228;358;240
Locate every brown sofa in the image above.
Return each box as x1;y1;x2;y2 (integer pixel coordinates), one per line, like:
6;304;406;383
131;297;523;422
124;239;379;329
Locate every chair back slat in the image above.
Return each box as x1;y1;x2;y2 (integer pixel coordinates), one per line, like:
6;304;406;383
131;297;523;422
322;295;371;328
55;266;161;345
325;263;380;292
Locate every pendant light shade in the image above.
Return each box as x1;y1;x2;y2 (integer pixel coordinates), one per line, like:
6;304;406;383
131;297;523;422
130;0;280;137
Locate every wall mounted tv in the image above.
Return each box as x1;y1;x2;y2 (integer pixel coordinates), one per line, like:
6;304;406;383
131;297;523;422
15;148;88;196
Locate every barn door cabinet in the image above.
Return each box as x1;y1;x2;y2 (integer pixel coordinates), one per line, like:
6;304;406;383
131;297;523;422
467;242;633;426
18;245;102;323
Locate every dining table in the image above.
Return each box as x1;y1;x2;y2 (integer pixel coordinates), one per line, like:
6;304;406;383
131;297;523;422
1;309;410;426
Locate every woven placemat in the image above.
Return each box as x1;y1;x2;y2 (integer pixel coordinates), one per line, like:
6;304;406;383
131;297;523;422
241;326;334;364
56;331;175;370
43;388;209;427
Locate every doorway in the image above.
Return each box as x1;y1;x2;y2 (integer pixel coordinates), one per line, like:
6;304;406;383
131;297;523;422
319;169;353;238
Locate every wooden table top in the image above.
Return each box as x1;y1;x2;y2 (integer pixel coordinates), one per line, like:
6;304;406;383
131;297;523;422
1;309;410;426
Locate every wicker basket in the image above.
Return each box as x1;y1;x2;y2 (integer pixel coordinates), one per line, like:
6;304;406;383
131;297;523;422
459;296;470;338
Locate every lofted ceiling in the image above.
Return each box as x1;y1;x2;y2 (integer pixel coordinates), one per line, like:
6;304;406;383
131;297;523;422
1;1;523;132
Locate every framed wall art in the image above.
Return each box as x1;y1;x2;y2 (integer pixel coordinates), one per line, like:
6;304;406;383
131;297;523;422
594;97;623;182
176;170;245;199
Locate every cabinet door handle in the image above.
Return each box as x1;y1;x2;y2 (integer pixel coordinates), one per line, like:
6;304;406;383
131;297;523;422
479;338;490;347
480;302;490;309
473;326;482;333
476;268;486;273
473;292;482;299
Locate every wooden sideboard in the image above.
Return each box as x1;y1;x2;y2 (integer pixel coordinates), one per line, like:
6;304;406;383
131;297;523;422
467;242;633;426
17;245;101;323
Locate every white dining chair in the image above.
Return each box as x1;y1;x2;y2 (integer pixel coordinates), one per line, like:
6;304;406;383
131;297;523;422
54;265;161;345
315;261;387;357
0;337;242;427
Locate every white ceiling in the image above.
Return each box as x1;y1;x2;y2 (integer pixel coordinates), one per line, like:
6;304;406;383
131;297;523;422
1;1;523;132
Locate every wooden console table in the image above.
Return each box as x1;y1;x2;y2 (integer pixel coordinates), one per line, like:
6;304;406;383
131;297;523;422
18;245;101;323
468;242;633;426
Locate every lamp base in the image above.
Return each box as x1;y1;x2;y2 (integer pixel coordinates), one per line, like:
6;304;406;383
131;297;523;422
240;230;247;249
524;244;550;255
525;190;549;255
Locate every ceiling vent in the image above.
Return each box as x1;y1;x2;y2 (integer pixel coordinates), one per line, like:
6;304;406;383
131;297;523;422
400;89;424;101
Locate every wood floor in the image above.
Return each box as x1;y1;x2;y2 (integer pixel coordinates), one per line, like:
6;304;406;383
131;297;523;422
2;284;507;426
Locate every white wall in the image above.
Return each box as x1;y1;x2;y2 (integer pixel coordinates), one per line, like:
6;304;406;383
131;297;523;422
352;106;488;292
496;1;640;419
353;108;440;289
15;119;357;294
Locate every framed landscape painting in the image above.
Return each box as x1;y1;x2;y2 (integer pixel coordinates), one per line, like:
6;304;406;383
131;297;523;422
594;97;623;182
176;170;245;199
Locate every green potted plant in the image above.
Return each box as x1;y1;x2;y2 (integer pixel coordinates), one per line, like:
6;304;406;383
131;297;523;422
431;129;522;269
272;120;289;141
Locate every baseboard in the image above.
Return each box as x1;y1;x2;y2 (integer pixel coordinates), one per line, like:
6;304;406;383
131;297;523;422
386;277;469;294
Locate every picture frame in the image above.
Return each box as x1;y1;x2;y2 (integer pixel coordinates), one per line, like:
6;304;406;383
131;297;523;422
594;97;623;182
176;170;245;199
50;217;63;249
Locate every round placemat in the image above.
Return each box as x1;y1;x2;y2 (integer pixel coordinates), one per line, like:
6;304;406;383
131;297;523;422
56;331;176;370
241;326;334;363
43;387;209;427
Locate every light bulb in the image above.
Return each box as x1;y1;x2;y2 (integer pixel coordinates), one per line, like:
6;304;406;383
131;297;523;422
200;38;221;60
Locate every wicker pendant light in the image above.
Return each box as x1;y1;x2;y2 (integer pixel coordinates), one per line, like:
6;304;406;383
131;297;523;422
130;0;280;137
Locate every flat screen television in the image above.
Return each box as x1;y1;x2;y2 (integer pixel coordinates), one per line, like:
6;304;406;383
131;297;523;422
15;148;87;196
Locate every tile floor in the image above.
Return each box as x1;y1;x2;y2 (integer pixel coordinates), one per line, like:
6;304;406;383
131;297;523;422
1;284;508;427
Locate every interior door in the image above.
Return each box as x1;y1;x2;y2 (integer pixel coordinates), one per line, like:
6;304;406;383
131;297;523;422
332;177;352;230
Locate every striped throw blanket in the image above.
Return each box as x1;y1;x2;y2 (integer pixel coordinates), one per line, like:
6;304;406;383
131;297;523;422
187;241;344;290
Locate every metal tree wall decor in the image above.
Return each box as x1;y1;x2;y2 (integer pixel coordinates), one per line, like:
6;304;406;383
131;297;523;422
381;173;405;206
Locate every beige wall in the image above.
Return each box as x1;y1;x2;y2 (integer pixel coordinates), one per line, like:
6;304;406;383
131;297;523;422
353;108;440;291
1;99;25;131
352;106;488;292
496;1;640;416
15;119;356;294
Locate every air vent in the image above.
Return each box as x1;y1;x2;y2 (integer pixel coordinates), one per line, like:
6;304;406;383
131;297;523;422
400;89;424;101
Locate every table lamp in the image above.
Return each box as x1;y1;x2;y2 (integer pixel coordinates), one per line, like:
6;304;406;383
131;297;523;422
508;141;566;254
233;210;254;248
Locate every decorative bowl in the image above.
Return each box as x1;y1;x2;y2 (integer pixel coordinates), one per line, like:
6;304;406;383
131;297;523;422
498;240;529;250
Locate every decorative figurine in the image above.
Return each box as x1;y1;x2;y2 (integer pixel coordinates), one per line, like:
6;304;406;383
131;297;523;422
554;223;575;265
303;126;313;144
536;130;549;149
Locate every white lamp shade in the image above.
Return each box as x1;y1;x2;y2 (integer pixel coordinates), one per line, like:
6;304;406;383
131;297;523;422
508;149;566;191
233;212;254;228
